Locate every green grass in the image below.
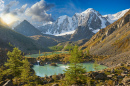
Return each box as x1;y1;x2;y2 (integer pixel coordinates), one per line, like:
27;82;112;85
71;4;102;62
64;44;75;51
49;45;64;51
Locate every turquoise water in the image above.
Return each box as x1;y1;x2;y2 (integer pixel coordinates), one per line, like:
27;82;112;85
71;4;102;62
25;51;68;58
33;63;107;77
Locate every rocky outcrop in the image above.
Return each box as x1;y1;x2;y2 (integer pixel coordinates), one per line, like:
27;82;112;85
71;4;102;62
88;72;107;80
50;63;57;66
122;77;130;85
70;26;94;41
94;73;107;80
39;60;44;66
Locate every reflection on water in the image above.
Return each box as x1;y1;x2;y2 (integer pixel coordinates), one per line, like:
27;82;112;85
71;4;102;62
33;63;107;77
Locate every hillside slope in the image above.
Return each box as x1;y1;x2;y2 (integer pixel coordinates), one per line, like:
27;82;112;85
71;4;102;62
81;10;130;66
29;35;59;47
0;25;44;53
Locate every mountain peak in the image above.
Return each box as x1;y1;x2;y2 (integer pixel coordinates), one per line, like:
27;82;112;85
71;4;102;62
20;20;33;26
14;20;42;36
82;8;97;14
59;15;68;18
87;8;95;11
58;15;69;21
22;20;30;24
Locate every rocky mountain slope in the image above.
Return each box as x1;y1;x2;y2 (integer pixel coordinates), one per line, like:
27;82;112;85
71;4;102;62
14;20;42;36
80;10;130;67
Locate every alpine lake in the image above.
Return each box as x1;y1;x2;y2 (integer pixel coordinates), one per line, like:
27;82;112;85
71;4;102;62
25;51;107;77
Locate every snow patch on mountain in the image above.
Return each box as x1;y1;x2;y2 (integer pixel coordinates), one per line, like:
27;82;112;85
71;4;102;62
57;15;68;26
103;9;129;23
89;27;93;30
98;16;107;28
92;29;100;33
55;30;75;36
43;21;53;26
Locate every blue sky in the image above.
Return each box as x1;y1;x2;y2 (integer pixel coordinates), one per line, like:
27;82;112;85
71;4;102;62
11;0;130;15
1;0;130;25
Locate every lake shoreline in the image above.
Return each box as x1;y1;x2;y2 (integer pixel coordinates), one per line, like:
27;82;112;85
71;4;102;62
32;61;107;77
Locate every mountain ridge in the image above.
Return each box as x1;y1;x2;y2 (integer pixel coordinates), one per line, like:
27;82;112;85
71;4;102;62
38;8;129;37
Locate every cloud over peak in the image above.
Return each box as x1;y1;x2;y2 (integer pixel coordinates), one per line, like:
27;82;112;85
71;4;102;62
25;0;54;22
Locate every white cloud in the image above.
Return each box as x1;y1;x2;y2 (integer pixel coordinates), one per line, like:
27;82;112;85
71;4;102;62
0;0;4;11
0;1;28;25
25;0;54;22
2;1;19;14
14;4;28;14
1;1;27;17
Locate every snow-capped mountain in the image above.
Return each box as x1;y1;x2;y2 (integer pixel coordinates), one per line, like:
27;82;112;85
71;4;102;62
69;8;111;41
103;9;129;23
38;8;110;35
38;15;76;35
38;8;129;37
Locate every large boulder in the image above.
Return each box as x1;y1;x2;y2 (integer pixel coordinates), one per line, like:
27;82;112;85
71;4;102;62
90;72;99;78
50;63;57;66
107;74;114;79
94;73;107;80
122;77;130;85
89;72;107;80
126;62;130;67
40;60;44;66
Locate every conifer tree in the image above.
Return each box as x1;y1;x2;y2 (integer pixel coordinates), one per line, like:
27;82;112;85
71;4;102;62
64;45;86;85
20;58;31;83
5;47;23;77
39;50;41;57
4;47;38;85
94;60;99;71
